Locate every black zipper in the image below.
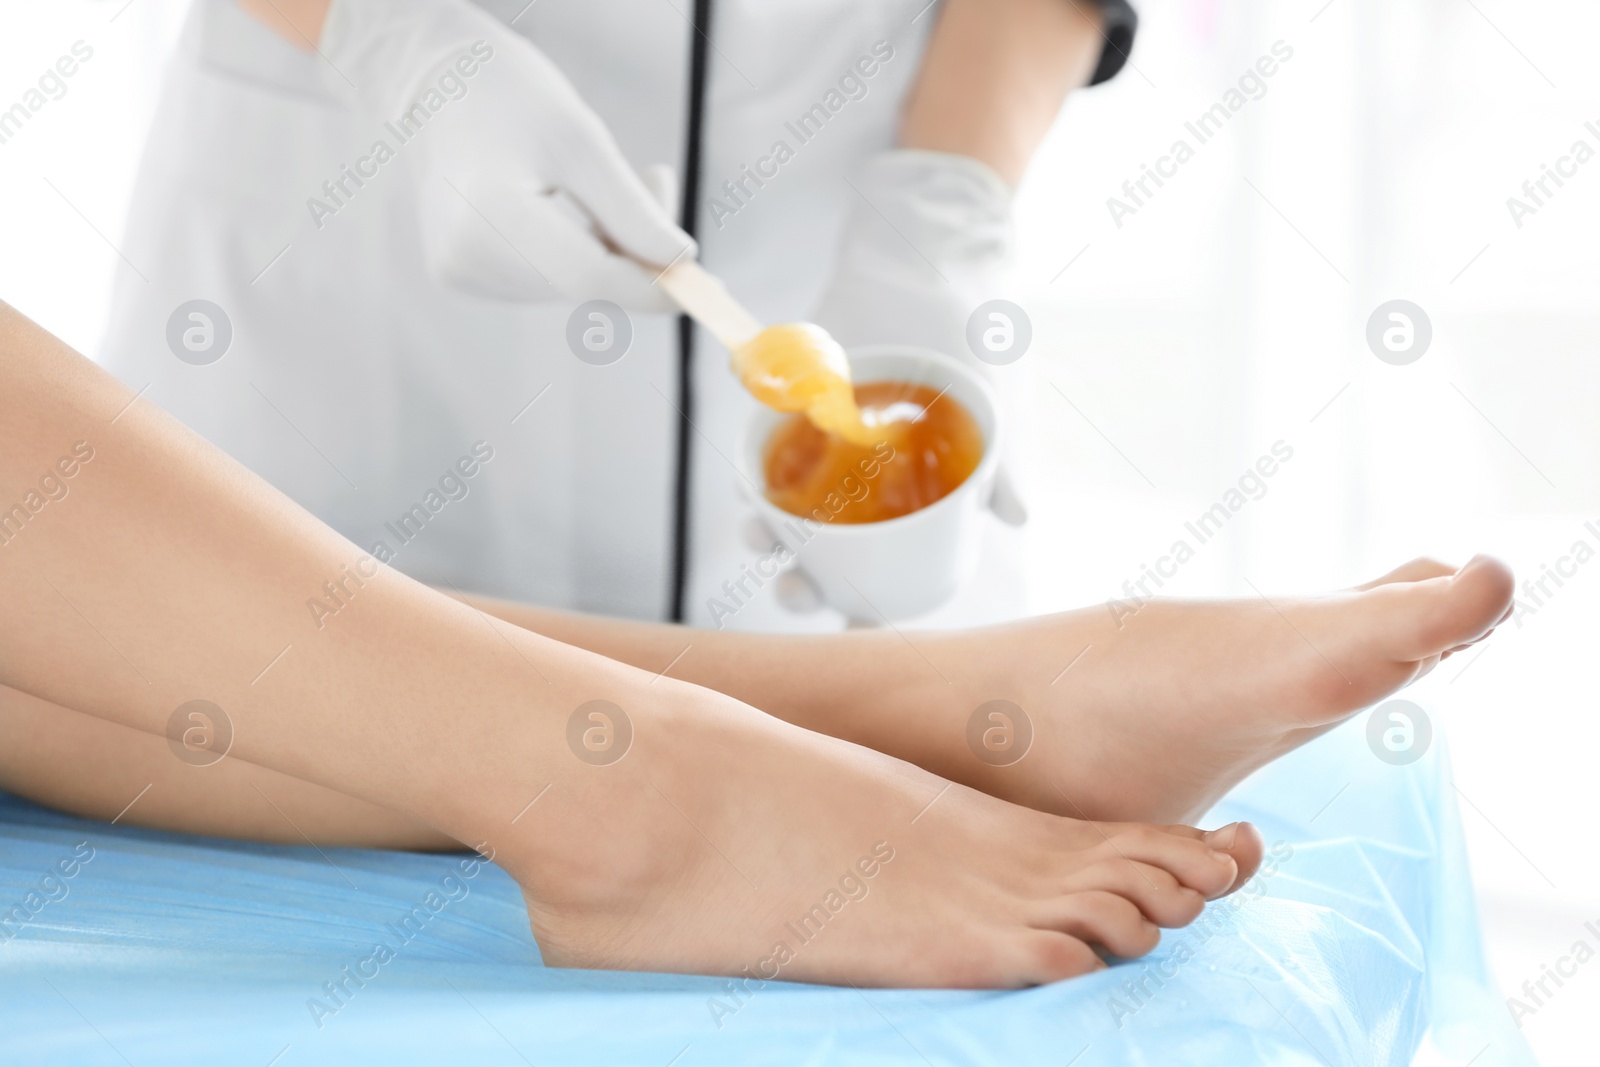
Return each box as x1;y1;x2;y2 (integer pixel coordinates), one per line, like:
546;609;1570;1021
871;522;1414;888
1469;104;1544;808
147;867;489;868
669;0;714;623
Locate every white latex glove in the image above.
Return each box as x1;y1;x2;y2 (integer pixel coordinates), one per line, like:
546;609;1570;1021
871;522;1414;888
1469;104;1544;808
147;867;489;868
812;149;1028;525
322;0;693;310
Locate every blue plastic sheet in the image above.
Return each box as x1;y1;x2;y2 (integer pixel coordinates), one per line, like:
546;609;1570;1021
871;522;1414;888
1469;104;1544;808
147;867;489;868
0;717;1534;1066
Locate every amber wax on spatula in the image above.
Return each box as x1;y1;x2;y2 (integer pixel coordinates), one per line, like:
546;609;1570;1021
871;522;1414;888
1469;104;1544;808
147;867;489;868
656;262;882;445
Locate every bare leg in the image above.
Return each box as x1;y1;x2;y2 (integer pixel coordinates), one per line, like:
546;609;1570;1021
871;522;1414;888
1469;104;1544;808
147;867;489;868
0;684;455;849
0;301;1255;986
453;565;1513;827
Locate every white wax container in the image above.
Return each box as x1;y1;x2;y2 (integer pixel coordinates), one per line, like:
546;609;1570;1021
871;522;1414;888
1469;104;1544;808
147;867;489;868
740;345;1020;623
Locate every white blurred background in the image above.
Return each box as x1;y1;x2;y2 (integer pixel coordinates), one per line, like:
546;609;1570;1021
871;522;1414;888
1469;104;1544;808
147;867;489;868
1014;1;1597;1063
0;0;1593;1062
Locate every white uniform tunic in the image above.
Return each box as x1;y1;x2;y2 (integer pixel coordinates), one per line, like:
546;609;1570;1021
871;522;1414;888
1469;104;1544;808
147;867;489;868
101;0;955;627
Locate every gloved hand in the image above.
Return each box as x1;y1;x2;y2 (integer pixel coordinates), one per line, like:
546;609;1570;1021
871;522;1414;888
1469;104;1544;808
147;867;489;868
812;149;1028;525
322;0;692;310
813;149;1013;356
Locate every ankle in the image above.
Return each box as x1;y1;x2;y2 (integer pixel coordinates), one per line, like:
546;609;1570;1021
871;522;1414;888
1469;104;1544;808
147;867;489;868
495;679;757;904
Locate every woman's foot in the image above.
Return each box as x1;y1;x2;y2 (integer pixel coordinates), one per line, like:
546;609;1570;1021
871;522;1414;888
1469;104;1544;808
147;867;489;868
891;556;1514;825
502;684;1260;987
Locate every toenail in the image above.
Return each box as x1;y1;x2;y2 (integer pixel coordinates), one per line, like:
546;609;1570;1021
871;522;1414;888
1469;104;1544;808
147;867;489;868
1203;823;1240;850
